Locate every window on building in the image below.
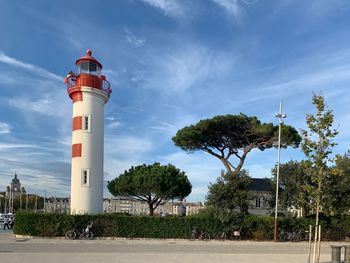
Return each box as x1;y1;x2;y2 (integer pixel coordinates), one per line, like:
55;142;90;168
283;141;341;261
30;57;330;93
81;169;90;187
255;197;261;208
83;115;91;132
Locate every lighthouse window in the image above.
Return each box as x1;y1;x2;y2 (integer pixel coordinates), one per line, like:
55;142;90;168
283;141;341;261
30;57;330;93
83;115;91;132
79;62;89;74
89;62;97;73
81;169;90;187
78;62;100;75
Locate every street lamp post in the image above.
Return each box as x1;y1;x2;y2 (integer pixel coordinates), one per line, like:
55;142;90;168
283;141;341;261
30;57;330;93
274;101;286;242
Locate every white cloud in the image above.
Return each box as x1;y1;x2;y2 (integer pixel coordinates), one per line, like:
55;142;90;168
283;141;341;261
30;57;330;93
211;0;242;18
107;121;121;129
0;122;11;134
245;164;272;178
145;45;236;93
0;143;38;150
0;73;14;84
105;135;155;158
140;0;186;18
0;50;62;82
9;97;55;116
124;27;146;48
0;142;71;196
300;1;348;19
150;121;177;134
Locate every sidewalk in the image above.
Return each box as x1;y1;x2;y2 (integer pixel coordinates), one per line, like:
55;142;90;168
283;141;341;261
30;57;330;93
0;230;336;263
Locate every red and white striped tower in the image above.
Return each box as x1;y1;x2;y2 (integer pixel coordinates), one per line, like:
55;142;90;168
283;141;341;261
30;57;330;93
64;50;111;214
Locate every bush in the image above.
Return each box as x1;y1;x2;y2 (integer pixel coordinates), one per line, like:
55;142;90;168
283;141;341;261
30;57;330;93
14;211;350;241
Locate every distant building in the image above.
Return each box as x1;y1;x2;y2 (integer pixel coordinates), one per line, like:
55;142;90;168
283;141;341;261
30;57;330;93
103;197;187;216
185;202;205;216
44;197;70;214
41;178;276;216
5;172;26;197
248;178;273;216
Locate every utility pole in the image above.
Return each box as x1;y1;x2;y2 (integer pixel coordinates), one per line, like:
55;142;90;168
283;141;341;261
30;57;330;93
35;194;38;212
26;193;28;211
274;101;286;242
44;191;47;213
20;189;22;210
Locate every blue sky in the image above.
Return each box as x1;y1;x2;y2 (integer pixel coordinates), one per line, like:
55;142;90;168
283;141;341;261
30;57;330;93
0;0;350;201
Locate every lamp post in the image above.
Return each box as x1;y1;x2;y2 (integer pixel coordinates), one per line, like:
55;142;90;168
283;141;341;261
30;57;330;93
274;101;286;242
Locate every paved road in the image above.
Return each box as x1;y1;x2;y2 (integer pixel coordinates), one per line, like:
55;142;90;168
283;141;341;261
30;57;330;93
0;230;335;263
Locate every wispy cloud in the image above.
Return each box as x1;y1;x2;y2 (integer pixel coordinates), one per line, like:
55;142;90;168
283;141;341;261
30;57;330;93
124;27;146;48
0;122;11;134
144;45;236;93
8;97;58;116
107;121;121;129
0;50;62;82
0;143;37;150
0;73;14;84
105;135;155;158
150;121;177;134
140;0;186;18
0;141;71;195
211;0;241;18
293;1;348;19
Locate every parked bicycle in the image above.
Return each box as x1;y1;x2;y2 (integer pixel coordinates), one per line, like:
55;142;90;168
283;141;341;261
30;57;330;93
217;227;241;240
65;222;94;240
190;227;210;241
278;229;308;242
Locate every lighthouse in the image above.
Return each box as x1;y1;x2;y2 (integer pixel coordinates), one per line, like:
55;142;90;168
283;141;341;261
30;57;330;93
64;50;111;214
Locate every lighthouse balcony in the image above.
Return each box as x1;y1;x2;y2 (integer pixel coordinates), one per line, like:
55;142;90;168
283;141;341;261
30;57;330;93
64;73;112;95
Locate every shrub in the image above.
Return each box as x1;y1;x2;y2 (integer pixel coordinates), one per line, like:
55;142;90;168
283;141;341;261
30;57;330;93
14;211;350;241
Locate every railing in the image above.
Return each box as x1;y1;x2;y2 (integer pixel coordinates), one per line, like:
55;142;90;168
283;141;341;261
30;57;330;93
64;73;112;95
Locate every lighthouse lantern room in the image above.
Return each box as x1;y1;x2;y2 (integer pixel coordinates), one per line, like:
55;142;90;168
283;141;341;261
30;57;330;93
64;50;111;214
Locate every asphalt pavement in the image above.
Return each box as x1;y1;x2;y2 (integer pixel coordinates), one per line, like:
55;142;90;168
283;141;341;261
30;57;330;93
0;229;337;263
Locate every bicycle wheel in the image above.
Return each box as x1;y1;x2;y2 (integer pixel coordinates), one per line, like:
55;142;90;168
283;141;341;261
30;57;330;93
218;232;227;240
190;232;196;241
65;230;76;240
83;231;93;240
204;233;211;241
200;232;210;241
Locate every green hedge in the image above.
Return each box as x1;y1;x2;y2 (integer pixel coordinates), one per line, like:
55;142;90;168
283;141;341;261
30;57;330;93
14;212;222;238
13;212;350;240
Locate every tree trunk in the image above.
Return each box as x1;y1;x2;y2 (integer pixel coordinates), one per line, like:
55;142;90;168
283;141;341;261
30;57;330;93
220;158;233;173
149;203;154;216
236;149;249;174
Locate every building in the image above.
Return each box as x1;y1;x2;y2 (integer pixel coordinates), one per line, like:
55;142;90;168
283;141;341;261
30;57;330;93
185;202;205;216
103;197;186;216
65;50;112;214
44;197;70;214
6;172;26;198
103;197;142;214
248;178;273;216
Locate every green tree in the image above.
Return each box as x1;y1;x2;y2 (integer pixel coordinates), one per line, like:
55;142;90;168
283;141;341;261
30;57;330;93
107;163;192;216
173;114;301;175
0;194;44;213
206;170;252;213
327;151;350;215
271;160;313;217
300;94;338;227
